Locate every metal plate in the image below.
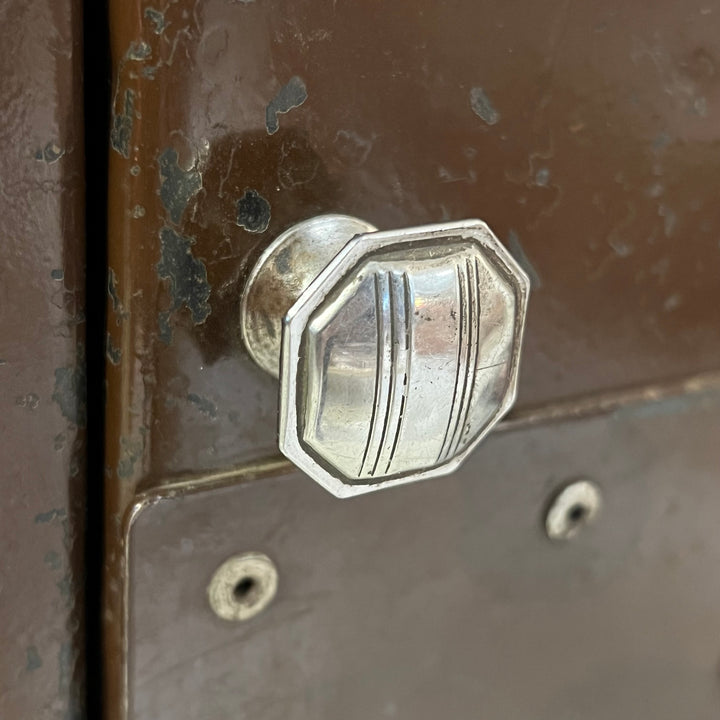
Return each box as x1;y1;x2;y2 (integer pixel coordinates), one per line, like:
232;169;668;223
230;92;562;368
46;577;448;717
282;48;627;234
129;389;720;719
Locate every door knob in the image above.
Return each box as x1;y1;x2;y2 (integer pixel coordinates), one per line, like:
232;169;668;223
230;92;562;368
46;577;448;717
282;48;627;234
241;215;530;498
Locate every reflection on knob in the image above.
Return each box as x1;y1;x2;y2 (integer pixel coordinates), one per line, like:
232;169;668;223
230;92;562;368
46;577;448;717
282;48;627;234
240;215;530;498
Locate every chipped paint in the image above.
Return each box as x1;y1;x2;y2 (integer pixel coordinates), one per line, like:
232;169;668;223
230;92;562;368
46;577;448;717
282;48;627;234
126;41;152;61
156;226;211;343
15;393;39;409
110;88;135;158
51;347;87;427
117;431;146;480
107;267;124;316
158;148;202;224
130;164;141;176
34;142;65;164
144;7;168;34
51;268;64;280
507;230;542;289
106;333;122;365
187;393;218;418
535;167;550;186
25;646;42;671
236;189;271;233
470;87;500;125
44;550;61;570
131;204;146;218
266;76;308;135
35;508;67;524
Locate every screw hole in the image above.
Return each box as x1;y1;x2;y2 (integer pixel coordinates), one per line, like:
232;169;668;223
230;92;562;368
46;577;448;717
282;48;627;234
233;576;257;601
567;504;586;524
207;552;278;622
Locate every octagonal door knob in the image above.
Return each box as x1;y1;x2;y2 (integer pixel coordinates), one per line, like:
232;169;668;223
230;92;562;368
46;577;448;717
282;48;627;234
241;215;530;498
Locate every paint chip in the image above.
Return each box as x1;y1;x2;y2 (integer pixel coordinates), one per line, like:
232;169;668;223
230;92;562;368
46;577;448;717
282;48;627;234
156;226;211;343
111;89;135;158
144;7;168;34
35;142;65;164
51;346;87;427
236;189;271;233
470;87;500;125
158;148;202;224
26;646;42;672
265;76;308;135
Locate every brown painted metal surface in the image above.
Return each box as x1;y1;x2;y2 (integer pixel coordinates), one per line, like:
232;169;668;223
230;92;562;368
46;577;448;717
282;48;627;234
104;0;720;716
128;389;720;719
0;0;86;717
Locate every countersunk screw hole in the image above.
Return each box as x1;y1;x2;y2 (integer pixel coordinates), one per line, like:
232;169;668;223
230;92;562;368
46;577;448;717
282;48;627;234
233;576;256;601
567;504;586;524
207;552;278;622
545;479;602;541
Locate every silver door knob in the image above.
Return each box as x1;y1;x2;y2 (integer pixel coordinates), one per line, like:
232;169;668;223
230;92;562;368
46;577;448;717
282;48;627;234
241;215;530;498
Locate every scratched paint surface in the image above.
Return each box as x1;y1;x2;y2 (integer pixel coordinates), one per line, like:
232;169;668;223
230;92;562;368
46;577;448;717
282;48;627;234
0;0;86;717
105;1;720;713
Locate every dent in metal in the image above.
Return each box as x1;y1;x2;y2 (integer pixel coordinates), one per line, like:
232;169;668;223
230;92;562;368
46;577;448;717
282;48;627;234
156;226;211;343
235;189;271;233
265;76;308;135
470;87;500;125
158;148;202;224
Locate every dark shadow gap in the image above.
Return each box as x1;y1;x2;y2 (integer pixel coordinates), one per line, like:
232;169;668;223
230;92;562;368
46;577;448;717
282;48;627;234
82;0;110;714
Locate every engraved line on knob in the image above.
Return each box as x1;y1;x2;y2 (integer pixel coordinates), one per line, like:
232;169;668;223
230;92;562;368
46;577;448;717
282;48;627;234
451;257;481;456
359;273;386;477
370;271;398;477
384;272;412;475
438;259;478;461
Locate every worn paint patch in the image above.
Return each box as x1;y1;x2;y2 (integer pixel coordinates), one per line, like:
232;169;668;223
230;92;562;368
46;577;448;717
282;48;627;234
107;268;123;314
470;87;500;125
111;88;135;158
335;129;374;166
507;230;542;289
144;7;168;34
106;333;122;365
130;164;141;176
117;431;146;480
44;550;61;570
126;40;151;61
535;167;550;186
34;142;65;164
156;226;211;343
35;508;67;524
52;347;87;427
158;147;202;224
131;204;146;218
266;76;308;135
26;646;42;671
15;392;39;409
187;392;218;418
236;189;271;232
